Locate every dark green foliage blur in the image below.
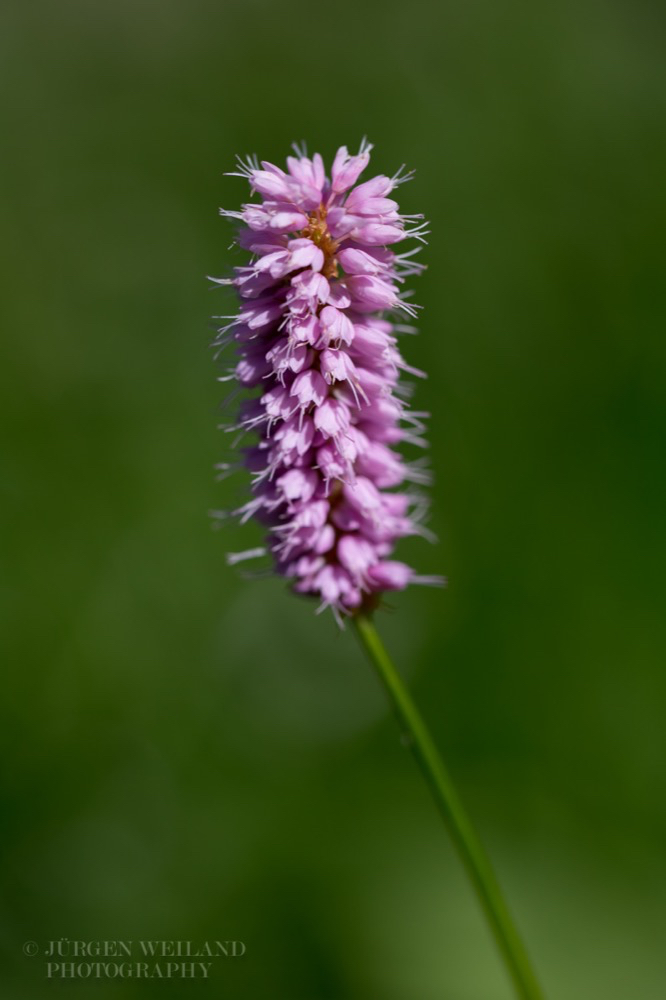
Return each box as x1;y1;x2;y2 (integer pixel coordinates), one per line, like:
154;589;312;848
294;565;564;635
2;1;665;997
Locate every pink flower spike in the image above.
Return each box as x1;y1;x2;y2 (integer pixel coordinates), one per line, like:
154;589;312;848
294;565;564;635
216;141;440;617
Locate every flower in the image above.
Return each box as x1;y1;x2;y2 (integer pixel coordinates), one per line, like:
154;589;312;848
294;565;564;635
214;140;444;621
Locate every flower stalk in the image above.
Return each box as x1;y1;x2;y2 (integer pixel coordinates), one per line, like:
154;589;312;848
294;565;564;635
352;612;546;1000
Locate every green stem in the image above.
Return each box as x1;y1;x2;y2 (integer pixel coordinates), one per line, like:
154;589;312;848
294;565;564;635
352;612;545;1000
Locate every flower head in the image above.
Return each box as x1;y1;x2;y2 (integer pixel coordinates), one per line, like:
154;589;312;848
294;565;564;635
215;140;443;621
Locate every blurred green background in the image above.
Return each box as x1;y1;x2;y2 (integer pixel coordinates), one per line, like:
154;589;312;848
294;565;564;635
2;0;665;997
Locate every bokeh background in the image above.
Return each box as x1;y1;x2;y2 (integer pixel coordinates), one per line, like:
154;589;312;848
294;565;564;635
2;0;665;997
